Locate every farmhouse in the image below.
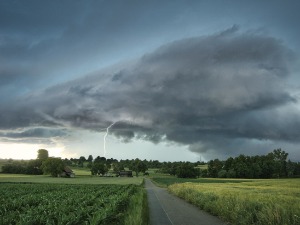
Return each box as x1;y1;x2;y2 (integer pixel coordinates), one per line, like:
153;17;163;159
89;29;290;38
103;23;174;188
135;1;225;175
61;166;75;178
119;170;133;177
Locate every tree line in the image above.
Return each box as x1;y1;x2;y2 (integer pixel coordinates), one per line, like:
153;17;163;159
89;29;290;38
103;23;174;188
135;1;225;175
1;149;48;175
1;149;149;177
207;149;300;178
2;148;300;179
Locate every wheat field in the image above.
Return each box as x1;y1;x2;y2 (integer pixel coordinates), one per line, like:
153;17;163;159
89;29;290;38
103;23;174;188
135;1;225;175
169;179;300;225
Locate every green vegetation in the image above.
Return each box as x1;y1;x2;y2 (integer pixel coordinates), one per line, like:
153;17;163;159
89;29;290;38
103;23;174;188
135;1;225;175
0;183;148;225
169;179;300;225
2;148;300;225
41;157;65;177
152;176;250;187
124;181;149;225
1;149;48;175
0;159;8;172
208;149;300;178
37;149;49;160
129;158;148;177
71;167;92;176
0;173;143;185
1;159;43;175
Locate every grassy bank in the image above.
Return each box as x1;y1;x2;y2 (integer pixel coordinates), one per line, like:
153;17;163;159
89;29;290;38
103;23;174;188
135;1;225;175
169;179;300;225
124;180;149;225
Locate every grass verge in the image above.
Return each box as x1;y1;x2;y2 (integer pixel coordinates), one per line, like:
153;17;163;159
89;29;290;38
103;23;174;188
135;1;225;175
124;181;149;225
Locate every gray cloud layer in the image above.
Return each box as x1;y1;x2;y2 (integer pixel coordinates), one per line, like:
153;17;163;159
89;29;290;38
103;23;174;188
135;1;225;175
1;28;299;159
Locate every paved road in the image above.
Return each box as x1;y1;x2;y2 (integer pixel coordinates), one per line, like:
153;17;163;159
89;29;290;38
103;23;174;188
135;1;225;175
145;179;228;225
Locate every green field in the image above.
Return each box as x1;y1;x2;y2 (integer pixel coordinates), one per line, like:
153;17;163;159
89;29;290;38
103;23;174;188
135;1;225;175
0;183;147;225
151;176;251;187
71;167;93;176
0;173;143;185
0;173;147;225
2;169;300;225
168;178;300;225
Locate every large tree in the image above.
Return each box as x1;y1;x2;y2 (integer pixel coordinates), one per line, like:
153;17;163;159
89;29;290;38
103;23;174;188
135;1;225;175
41;157;64;177
91;162;108;176
130;158;148;177
37;149;49;160
87;155;93;162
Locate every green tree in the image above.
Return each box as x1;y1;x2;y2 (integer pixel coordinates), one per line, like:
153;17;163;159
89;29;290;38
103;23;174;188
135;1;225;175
200;169;209;177
226;169;236;178
41;157;64;177
217;169;227;178
37;149;49;160
130;158;148;177
112;162;124;173
26;159;43;175
87;155;93;162
176;162;198;178
91;162;108;176
286;160;296;177
78;156;86;167
270;148;288;178
208;159;223;177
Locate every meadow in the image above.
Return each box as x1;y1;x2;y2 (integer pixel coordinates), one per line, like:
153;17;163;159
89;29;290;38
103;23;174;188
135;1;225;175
167;178;300;225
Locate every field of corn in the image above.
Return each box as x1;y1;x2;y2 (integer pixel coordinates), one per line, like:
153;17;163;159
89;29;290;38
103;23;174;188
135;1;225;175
0;183;147;225
168;179;300;225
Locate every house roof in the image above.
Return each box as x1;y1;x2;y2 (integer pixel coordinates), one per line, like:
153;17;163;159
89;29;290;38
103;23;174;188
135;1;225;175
64;166;73;173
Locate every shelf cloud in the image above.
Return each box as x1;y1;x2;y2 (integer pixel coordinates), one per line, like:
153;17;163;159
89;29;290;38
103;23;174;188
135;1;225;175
1;27;299;159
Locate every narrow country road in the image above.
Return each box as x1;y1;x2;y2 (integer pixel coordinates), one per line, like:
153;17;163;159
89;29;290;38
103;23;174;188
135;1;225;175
145;179;228;225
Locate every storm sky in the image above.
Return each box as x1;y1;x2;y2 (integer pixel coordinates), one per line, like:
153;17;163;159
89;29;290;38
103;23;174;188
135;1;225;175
1;0;300;161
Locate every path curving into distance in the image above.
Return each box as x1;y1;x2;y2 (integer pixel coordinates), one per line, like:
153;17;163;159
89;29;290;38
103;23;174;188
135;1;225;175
145;179;228;225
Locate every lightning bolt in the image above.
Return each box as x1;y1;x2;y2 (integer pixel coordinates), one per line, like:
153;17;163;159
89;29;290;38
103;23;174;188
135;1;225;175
103;122;117;157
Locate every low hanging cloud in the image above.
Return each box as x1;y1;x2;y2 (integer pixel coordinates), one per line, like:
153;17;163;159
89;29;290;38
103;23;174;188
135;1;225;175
1;27;299;158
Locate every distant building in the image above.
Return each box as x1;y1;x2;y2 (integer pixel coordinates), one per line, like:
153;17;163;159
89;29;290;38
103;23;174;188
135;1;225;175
119;170;133;177
60;166;75;178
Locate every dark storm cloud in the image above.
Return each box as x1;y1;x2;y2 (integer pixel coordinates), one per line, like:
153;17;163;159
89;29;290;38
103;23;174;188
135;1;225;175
1;127;68;139
1;28;299;159
0;0;196;100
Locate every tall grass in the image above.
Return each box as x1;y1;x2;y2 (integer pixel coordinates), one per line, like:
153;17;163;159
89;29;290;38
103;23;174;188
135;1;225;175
124;183;149;225
169;179;300;225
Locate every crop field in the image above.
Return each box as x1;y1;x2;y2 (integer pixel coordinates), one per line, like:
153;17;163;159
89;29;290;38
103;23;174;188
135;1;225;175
151;176;250;187
169;179;300;225
0;173;143;185
0;183;147;225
